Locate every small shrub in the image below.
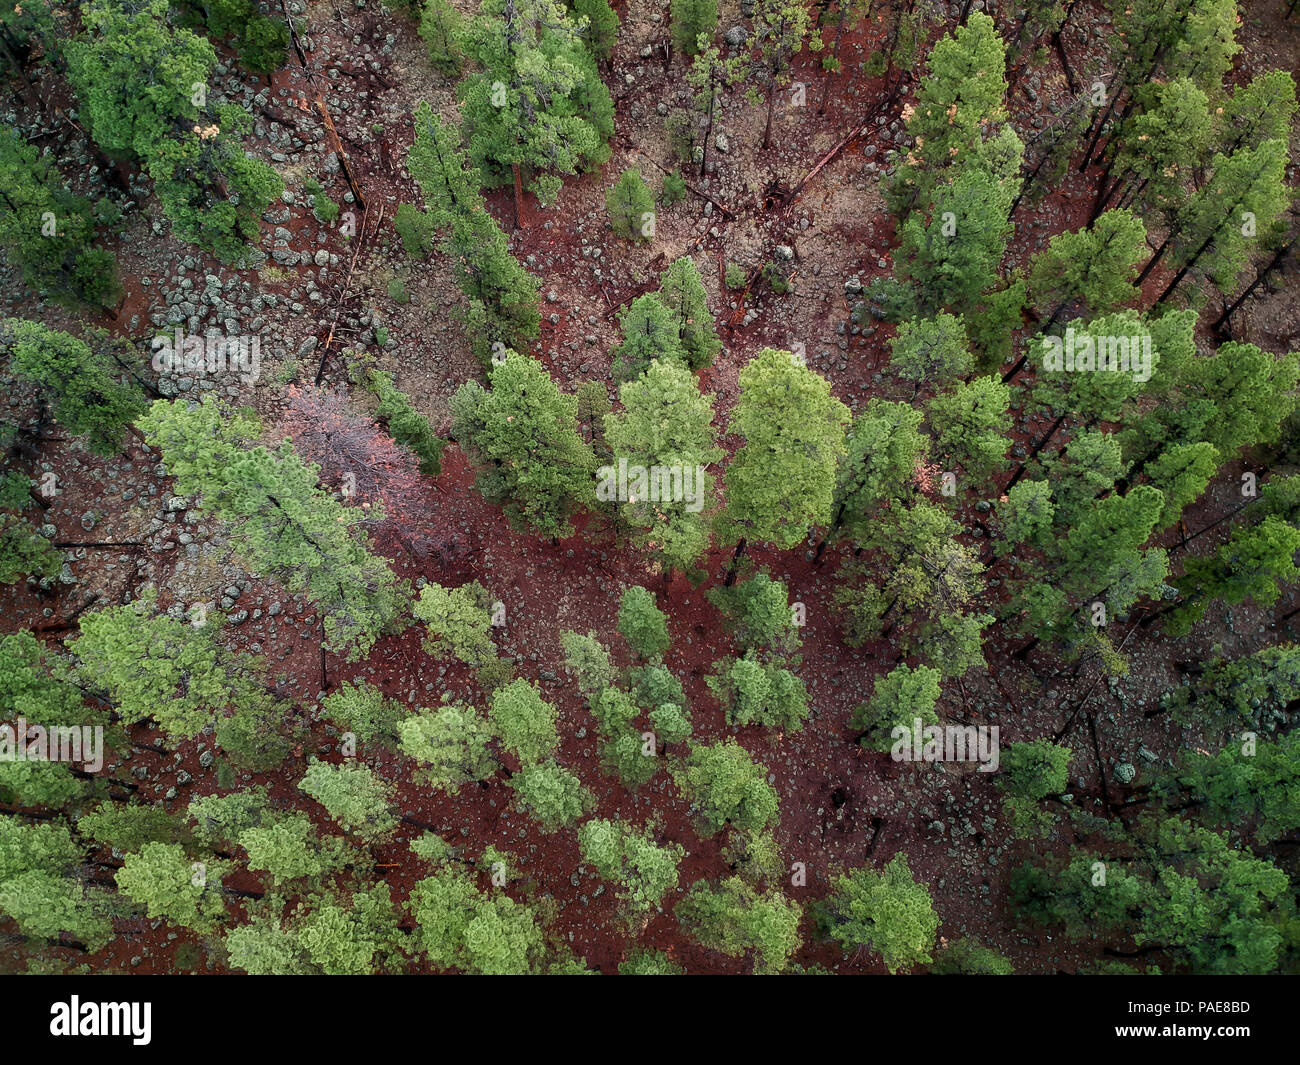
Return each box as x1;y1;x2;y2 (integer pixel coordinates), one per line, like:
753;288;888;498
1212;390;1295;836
394;203;436;259
606;168;656;242
660;170;687;207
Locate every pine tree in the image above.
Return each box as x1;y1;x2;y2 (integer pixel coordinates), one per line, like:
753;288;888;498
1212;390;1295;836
66;0;280;260
138;396;410;659
0;631;108;744
606;168;656;242
851;664;941;751
1144;441;1220;529
74;592;264;740
752;0;821;151
458;0;614;221
66;0;214;159
835;501;990;676
578;819;684;926
226;884;401;975
898;166;1017;317
508;761;593;830
1167;644;1300;735
999;739;1072;837
657;256;721;369
600;358;717;569
705;653;809;731
561;630;616;695
720;349;849;574
888;312;973;387
706;571;800;653
144;106;283;262
299;761;398;843
1080;0;1241;174
356;367;447;477
76;804;183;862
1028;209;1148;323
926;375;1012;482
1166;729;1300;842
1139;138;1291;304
670;0;718;57
409;867;550;973
320;681;407;752
238;813;352;885
0;512;63;585
1091;79;1211;223
591;686;658;788
116;842;229;933
603;359;721;572
402;109;541;360
408;101;483;226
814;0;873;115
1169;517;1300;636
418;0;464;76
489;679;560;766
672;740;780;835
683;40;743;176
1051;484;1169;624
399;702;497;792
930;938;1014;975
883;12;1014;216
572;0;620;62
822;399;929;551
821;854;939;973
1122;337;1298;473
1215;69;1298;156
413;580;498;667
441;208;542;365
187;0;289;74
677;877;803;973
609;294;687;382
394;202;437;258
994;479;1057;557
3;319;146;457
450;350;595;539
0;128;121;308
618;586;671;660
1013;817;1287;974
0;817;113;952
1026;311;1160;465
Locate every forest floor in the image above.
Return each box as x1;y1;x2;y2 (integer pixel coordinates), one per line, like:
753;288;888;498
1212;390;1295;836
2;0;1299;974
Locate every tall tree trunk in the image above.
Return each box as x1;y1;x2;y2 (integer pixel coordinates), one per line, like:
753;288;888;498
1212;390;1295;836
1134;232;1174;286
512;162;526;229
1052;31;1078;94
1004;413;1067;493
1213;231;1296;334
724;538;747;586
763;78;777;151
700;89;715;177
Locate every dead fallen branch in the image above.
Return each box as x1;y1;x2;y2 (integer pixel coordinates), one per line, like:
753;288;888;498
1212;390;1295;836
315;204;383;385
